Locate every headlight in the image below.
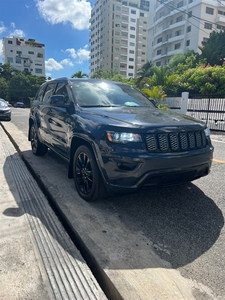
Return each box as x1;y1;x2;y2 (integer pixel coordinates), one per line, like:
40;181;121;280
106;131;142;143
204;127;210;137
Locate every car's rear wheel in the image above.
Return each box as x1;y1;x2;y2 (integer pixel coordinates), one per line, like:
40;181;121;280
73;145;107;202
30;124;48;156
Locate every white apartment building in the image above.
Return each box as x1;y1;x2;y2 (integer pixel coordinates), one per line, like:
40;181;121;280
148;0;225;66
89;0;150;78
2;36;45;77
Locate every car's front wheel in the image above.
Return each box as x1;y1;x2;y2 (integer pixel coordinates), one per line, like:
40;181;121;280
30;124;48;156
73;145;107;202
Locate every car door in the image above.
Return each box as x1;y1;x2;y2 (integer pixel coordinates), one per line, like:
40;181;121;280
45;81;74;158
38;82;57;147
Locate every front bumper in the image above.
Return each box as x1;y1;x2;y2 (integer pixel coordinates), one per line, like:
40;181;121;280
98;145;213;192
0;111;11;121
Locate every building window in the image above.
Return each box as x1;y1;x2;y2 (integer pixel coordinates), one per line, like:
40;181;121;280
142;44;146;47
115;31;120;36
202;37;209;43
130;42;135;46
122;16;128;22
7;57;13;63
217;24;225;30
121;32;128;37
156;61;161;66
186;40;190;46
115;6;121;11
130;34;135;38
187;26;191;32
130;18;136;23
115;39;120;44
128;73;133;76
129;66;134;69
8;40;12;44
16;57;22;64
218;10;225;16
115;23;120;28
115;14;120;20
130;26;135;30
177;1;183;8
157;49;162;55
140;12;144;17
188;11;192;18
174;43;181;50
175;30;181;36
206;7;214;15
37;53;43;58
204;22;212;30
35;68;42;74
28;51;34;54
176;16;182;22
157;37;162;43
129;58;134;61
129;50;134;54
131;10;136;14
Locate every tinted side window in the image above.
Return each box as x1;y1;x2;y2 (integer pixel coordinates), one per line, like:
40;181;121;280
43;83;56;103
54;82;70;104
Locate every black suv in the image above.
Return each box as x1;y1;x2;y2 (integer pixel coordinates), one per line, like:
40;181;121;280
28;78;214;201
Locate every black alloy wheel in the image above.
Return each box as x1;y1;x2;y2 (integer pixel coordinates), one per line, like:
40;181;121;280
73;145;107;202
30;124;48;156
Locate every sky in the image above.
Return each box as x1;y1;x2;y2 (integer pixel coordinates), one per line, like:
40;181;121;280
0;0;96;79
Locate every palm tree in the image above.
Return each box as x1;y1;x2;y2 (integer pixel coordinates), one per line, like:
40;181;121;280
136;61;154;88
71;71;88;78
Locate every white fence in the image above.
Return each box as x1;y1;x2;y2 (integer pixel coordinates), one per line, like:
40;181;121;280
164;93;225;132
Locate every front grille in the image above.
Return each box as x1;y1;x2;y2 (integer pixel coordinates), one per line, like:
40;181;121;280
145;130;207;153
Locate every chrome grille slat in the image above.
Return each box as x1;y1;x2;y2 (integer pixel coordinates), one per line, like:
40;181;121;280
145;130;207;153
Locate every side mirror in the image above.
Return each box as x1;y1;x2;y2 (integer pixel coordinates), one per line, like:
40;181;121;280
49;95;66;106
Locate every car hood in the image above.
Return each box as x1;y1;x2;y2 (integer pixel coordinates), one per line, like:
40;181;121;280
80;106;205;129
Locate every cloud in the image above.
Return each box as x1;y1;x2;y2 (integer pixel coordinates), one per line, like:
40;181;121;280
45;58;63;71
65;45;89;62
0;40;2;59
36;0;91;30
8;23;25;38
0;21;6;34
60;59;74;67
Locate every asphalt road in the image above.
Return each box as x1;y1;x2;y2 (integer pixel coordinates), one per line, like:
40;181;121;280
8;107;225;299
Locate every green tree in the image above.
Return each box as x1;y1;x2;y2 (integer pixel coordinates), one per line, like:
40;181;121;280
136;61;154;88
8;73;30;101
179;64;225;95
71;71;88;78
199;31;225;66
0;77;9;100
0;63;19;81
168;50;200;74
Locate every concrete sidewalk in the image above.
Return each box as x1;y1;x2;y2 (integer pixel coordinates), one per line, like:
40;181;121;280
1;121;203;300
0;125;107;300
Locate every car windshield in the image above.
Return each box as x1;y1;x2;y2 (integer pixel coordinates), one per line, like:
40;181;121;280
0;100;8;108
71;81;156;108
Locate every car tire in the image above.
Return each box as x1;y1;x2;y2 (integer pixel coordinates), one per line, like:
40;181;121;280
73;145;107;202
30;124;48;156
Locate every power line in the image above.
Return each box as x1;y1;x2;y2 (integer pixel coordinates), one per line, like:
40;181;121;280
155;0;224;35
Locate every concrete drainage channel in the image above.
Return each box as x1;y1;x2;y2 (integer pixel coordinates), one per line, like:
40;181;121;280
1;123;122;300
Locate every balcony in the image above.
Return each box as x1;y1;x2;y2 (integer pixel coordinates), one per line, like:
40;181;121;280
216;15;225;24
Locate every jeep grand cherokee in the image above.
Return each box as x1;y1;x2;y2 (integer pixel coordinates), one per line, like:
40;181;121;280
28;78;214;201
